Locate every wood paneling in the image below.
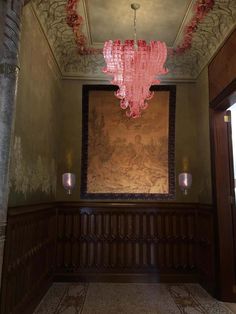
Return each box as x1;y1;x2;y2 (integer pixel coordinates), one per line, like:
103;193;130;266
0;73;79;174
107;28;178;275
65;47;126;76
209;28;236;103
0;204;57;314
197;204;215;294
0;202;215;314
54;202;215;289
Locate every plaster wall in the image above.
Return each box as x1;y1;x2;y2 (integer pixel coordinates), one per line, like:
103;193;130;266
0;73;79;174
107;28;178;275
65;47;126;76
8;5;61;206
195;68;212;204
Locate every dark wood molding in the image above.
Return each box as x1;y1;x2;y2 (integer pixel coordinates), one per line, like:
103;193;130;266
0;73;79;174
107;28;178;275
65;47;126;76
56;201;201;210
54;271;198;283
8;202;55;216
210;78;236;110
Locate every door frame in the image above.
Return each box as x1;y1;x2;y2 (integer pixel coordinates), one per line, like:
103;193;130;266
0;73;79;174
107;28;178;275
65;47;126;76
210;78;236;301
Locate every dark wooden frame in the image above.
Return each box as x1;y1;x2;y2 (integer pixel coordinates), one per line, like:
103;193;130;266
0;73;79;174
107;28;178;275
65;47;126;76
80;84;176;200
209;78;236;301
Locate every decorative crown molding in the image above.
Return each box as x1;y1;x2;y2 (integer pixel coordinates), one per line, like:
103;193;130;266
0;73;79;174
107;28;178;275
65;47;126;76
31;0;236;81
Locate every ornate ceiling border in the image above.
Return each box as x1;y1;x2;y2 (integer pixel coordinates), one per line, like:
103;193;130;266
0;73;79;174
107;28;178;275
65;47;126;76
66;0;100;54
31;0;236;81
65;0;216;56
173;0;215;54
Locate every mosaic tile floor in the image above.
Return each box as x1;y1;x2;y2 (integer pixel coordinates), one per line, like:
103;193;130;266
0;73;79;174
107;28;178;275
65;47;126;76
34;283;235;314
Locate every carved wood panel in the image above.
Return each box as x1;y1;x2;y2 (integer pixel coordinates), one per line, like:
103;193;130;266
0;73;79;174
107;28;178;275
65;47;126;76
0;202;215;314
55;203;215;283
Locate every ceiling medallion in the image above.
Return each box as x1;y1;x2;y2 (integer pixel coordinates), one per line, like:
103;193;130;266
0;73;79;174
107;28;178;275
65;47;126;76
102;3;168;118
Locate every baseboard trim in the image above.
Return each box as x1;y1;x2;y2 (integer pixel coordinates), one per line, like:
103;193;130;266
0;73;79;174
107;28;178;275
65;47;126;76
54;272;198;283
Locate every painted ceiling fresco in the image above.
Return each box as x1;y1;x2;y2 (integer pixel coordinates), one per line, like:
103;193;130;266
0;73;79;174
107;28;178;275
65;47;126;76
31;0;236;81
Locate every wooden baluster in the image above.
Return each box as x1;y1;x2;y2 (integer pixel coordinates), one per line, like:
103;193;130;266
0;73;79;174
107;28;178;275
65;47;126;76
96;214;102;268
94;213;98;268
146;214;151;267
127;213;132;268
119;214;124;267
159;212;164;270
134;214;140;266
110;213;116;268
131;213;135;268
188;214;195;268
172;212;177;268
64;214;71;267
90;213;95;268
71;212;78;269
165;214;171;269
143;213;148;267
180;214;187;268
139;213;143;267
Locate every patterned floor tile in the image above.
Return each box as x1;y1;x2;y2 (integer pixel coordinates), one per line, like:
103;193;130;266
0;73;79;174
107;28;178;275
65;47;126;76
34;282;235;314
34;283;70;314
56;283;88;314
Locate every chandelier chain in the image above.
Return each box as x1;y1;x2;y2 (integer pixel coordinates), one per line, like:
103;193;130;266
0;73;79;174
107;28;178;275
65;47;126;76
134;8;137;47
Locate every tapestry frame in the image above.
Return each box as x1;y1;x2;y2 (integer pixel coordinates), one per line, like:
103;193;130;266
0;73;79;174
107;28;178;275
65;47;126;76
80;84;176;200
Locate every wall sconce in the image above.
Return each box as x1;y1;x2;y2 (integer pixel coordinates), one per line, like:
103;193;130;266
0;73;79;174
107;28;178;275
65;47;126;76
178;172;192;195
62;173;76;195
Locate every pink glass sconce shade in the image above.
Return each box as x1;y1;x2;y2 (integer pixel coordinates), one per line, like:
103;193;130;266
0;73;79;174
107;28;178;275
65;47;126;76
178;172;192;195
62;173;76;195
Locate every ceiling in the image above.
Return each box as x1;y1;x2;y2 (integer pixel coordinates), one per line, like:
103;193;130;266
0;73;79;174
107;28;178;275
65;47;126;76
31;0;236;81
84;0;193;48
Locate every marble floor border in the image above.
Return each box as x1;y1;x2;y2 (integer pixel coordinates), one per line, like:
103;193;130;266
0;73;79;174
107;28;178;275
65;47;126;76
34;283;235;314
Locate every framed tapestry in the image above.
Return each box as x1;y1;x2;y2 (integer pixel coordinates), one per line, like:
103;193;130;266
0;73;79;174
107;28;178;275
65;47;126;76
80;85;176;200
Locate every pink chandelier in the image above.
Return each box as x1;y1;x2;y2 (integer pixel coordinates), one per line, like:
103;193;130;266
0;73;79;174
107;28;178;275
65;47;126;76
102;3;168;118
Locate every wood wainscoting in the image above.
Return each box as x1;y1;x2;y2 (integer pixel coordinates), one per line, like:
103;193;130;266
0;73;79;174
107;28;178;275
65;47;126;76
197;204;216;294
0;202;215;314
0;204;57;314
55;202;215;292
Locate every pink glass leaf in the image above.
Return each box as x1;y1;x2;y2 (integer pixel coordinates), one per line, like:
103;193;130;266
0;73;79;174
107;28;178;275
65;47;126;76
120;99;129;109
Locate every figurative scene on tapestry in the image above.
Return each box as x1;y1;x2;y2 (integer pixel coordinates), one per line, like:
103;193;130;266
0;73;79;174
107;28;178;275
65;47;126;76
87;91;169;194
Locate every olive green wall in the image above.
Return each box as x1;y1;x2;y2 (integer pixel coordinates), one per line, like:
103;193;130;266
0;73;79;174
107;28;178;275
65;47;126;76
8;5;61;206
56;79;209;203
175;83;199;202
195;68;212;203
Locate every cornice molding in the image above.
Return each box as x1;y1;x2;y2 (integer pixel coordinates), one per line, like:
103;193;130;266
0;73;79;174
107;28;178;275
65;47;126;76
31;0;236;81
